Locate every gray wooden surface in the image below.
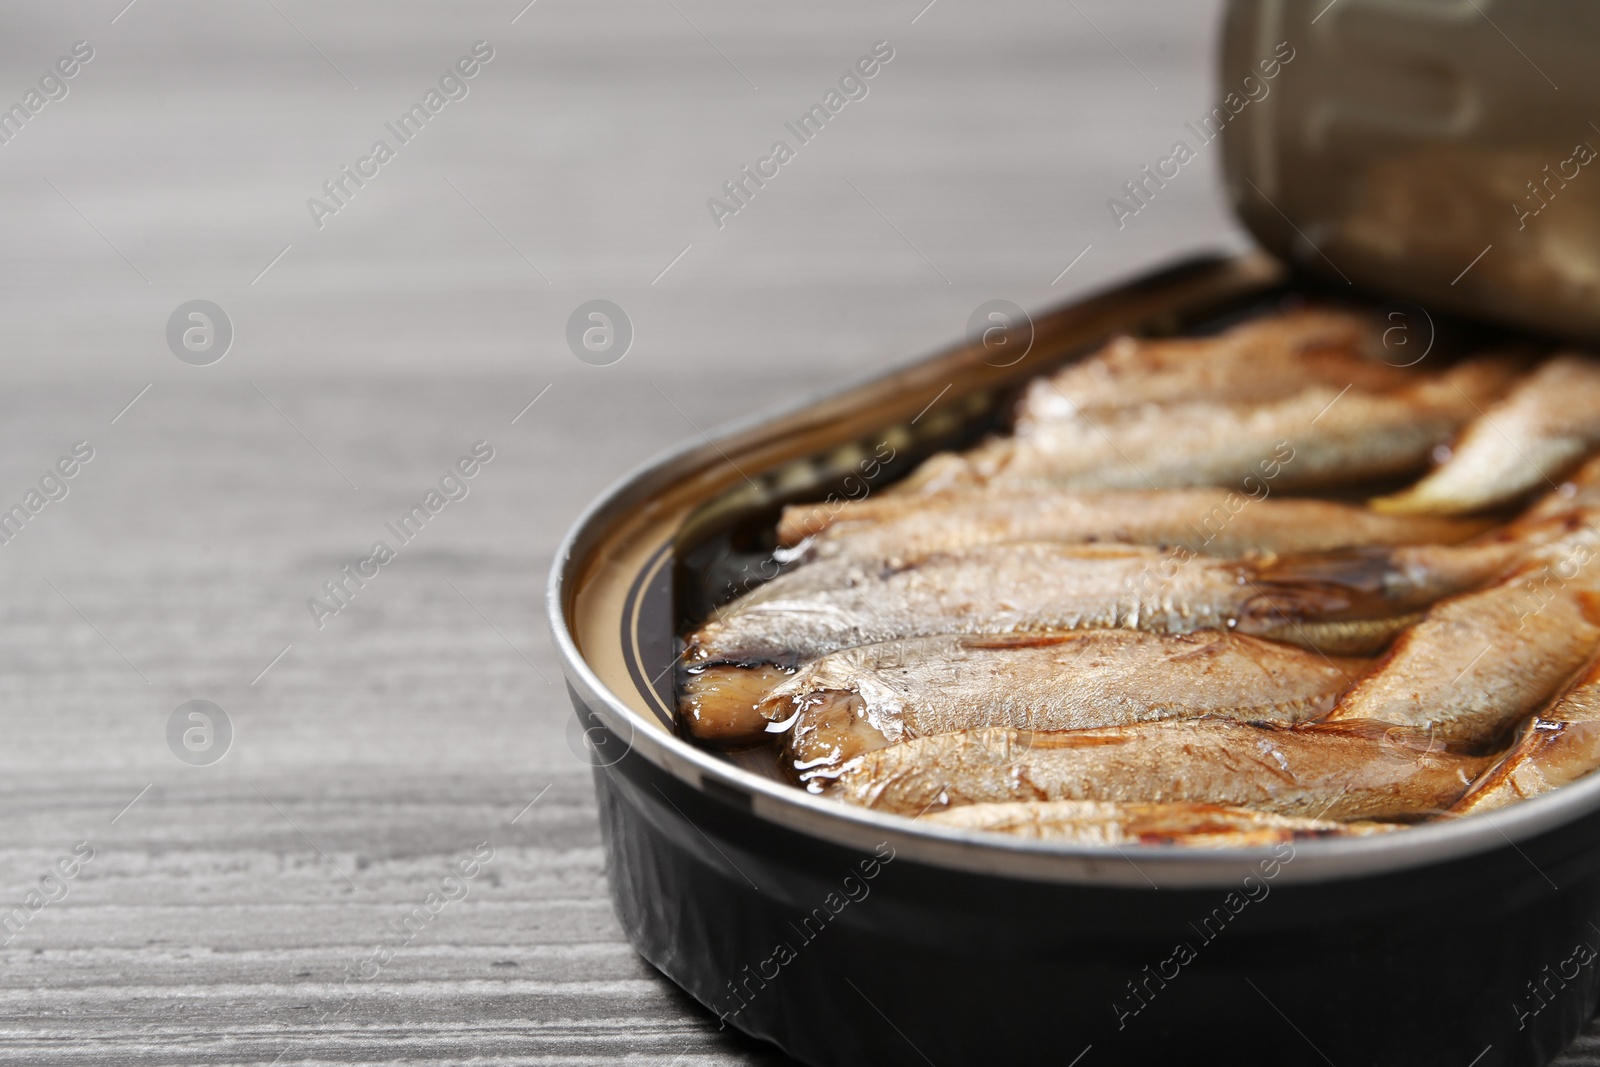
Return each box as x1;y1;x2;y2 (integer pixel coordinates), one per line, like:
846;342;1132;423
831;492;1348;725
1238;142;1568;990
2;1;1597;1063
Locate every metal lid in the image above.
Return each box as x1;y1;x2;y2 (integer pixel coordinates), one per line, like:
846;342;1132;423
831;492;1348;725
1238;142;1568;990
1221;0;1600;341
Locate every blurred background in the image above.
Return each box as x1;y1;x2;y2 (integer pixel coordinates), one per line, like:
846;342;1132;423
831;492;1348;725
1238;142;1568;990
0;2;1260;1063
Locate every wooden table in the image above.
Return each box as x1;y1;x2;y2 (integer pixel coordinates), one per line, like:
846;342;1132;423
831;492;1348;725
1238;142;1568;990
2;1;1597;1062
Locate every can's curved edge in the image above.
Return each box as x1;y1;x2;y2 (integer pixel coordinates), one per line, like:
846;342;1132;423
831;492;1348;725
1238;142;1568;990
545;253;1600;891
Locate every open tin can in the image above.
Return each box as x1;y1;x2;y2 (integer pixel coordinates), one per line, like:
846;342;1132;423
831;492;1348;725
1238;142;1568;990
549;3;1600;1064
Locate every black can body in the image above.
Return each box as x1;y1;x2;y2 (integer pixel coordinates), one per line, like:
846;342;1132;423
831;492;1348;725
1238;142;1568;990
579;696;1600;1067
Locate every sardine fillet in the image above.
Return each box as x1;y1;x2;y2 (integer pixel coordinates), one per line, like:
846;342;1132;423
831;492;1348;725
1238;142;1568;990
688;542;1253;667
1318;564;1600;747
1376;354;1600;515
1454;651;1600;814
684;541;1425;669
764;631;1369;775
825;722;1490;821
1015;308;1391;422
896;357;1518;495
778;488;1492;560
924;799;1399;846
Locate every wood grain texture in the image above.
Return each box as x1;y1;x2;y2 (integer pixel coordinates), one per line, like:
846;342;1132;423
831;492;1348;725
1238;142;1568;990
2;1;1598;1064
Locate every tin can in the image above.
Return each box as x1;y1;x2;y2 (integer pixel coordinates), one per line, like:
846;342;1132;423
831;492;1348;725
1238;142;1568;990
550;4;1600;1062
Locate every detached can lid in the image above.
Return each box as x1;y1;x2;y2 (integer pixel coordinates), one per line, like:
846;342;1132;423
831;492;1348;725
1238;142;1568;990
1221;0;1600;340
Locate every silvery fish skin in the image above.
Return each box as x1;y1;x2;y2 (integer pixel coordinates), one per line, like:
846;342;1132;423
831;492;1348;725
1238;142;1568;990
1453;651;1600;815
778;488;1493;562
1374;354;1600;516
687;543;1255;669
1315;558;1600;748
1013;307;1395;422
825;722;1490;821
896;356;1519;495
763;631;1370;777
683;540;1484;671
923;799;1400;847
